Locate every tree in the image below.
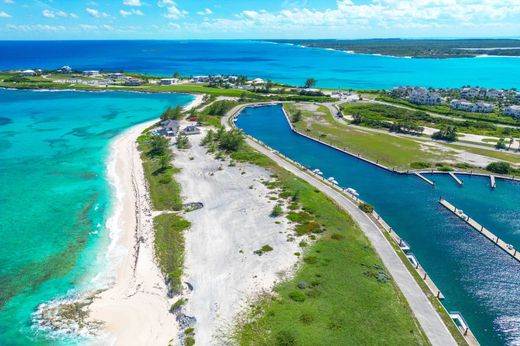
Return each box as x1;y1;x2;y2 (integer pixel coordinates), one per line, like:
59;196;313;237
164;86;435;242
149;135;169;157
160;106;183;121
496;138;507;150
173;71;180;78
304;78;317;89
218;129;244;152
159;150;172;170
264;80;274;92
351;113;363;125
486;161;512;174
432;125;457;141
292;110;302;123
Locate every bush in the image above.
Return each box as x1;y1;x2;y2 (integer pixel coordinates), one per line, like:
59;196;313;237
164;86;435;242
303;255;318;264
261;244;273;252
432;125;457;141
184;336;195;346
275;330;296;346
270;204;283;217
288;290;306;302
437;166;454;172
410;161;431;169
486;161;512;174
299;312;314;324
358;202;374;213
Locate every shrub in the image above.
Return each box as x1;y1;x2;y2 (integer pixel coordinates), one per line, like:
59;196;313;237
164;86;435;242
184;336;195;346
432;125;457;141
184;327;194;335
169;298;186;313
410;161;431;169
437;166;454;172
331;233;344;240
275;330;296;346
288;290;306;302
270;204;283;217
303;255;318;264
486;161;512;174
358;203;374;213
261;244;273;252
299;312;314;324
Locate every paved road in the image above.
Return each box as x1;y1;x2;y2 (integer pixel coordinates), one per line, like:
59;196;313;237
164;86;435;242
223;106;458;346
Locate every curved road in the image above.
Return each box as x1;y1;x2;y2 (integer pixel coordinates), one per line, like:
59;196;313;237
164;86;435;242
223;104;458;346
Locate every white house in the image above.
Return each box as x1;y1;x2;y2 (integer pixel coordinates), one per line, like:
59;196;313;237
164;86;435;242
450;99;494;113
474;101;495;113
20;69;37;76
460;87;480;98
58;66;72;74
409;91;443;105
160;78;179;85
83;70;101;77
504;105;520;118
192;75;209;83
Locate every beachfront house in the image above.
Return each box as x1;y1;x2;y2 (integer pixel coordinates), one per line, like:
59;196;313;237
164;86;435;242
83;70;101;77
450;99;495;113
161;120;180;137
124;77;144;86
57;66;73;74
504;105;520;119
460;87;480;98
107;73;125;80
183;125;201;135
160;78;179;85
20;69;37;76
192;76;209;83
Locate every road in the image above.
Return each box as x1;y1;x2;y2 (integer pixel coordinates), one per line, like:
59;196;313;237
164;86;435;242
223;106;458;346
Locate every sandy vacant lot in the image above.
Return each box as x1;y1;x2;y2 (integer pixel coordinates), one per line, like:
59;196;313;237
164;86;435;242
174;128;300;345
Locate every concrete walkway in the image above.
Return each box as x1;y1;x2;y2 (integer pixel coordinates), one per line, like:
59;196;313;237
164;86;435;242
223;107;458;346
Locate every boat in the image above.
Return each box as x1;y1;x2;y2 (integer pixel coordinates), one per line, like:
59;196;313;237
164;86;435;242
506;243;515;251
345;187;359;197
312;168;323;175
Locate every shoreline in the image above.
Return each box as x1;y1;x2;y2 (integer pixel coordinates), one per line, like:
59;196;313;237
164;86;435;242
85;94;204;345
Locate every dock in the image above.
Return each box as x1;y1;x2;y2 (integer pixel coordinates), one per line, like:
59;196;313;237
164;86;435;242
415;172;434;186
490;175;496;189
449;172;463;186
439;199;519;263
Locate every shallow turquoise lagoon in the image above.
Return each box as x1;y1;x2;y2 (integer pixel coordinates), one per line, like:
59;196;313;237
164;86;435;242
0;89;192;345
236;105;520;346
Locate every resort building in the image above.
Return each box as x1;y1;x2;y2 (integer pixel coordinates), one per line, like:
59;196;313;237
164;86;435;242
57;66;72;74
83;70;101;77
192;76;209;83
124;77;144;86
450;99;495;113
409;90;443;105
504;105;520;118
159;78;180;85
107;73;125;80
161;120;180;136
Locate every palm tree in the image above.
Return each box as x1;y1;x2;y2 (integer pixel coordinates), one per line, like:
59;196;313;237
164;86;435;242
304;78;317;89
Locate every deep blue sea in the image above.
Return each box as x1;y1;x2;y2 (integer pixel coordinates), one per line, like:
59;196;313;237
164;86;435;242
0;89;192;345
0;40;519;89
237;105;520;346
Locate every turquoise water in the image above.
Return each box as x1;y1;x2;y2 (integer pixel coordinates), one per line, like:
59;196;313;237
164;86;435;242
0;40;519;89
0;89;192;345
236;105;520;346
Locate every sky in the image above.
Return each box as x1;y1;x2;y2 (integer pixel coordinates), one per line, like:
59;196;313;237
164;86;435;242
0;0;520;40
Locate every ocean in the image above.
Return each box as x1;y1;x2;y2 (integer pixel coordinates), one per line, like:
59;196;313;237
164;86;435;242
0;89;193;345
0;40;519;89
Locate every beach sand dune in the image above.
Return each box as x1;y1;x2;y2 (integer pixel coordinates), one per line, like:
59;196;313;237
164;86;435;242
174;130;300;345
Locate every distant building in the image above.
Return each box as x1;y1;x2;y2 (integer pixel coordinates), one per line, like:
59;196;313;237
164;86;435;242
83;70;101;77
250;78;265;85
460;87;480;98
57;66;72;74
183;125;201;135
160;78;179;85
161;120;180;136
450;99;495;113
504;105;520;118
192;76;209;83
124;77;144;86
107;73;125;79
409;90;443;105
20;69;36;76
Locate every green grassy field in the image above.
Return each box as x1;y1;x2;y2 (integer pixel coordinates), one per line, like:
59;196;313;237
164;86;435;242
286;103;452;170
228;144;432;346
287;103;520;171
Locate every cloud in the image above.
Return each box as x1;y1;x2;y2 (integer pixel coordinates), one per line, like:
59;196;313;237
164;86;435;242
123;0;141;6
0;11;10;17
4;0;14;3
6;24;66;32
86;8;109;18
158;0;187;19
120;9;144;16
197;8;213;16
42;9;69;18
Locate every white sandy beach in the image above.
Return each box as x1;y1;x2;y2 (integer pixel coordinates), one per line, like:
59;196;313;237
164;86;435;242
87;95;203;345
174;130;300;345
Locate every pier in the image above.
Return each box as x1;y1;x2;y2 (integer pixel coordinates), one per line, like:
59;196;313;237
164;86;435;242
415;172;435;186
490;175;496;189
439;199;519;263
449;172;463;186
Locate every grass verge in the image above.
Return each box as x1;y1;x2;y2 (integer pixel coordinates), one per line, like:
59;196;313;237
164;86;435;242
153;213;191;293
